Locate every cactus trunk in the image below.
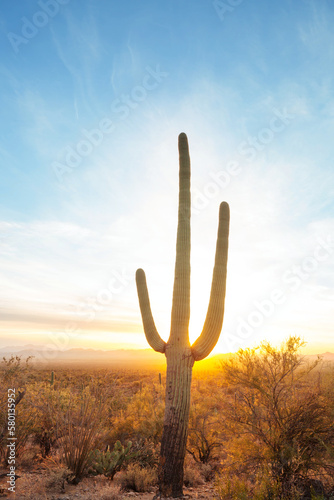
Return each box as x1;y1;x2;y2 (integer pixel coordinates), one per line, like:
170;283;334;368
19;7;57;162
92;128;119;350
136;133;229;498
159;348;194;496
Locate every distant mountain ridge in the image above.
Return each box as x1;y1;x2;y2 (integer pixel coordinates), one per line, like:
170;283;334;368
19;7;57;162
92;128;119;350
306;351;334;361
0;344;165;368
0;344;333;368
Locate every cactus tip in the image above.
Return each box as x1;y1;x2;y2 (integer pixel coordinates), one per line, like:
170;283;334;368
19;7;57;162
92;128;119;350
178;132;188;149
136;268;145;280
219;201;230;219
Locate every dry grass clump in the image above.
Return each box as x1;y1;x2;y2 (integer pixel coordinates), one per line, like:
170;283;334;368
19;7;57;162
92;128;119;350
183;458;205;487
44;465;70;492
118;463;157;492
198;462;216;482
17;445;39;467
95;483;122;500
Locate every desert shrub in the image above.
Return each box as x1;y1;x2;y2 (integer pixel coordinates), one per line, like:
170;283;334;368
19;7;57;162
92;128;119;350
27;383;73;458
183;457;204;487
198;462;216;481
61;389;107;484
216;336;334;499
110;383;164;445
0;355;34;386
118;463;157;492
0;356;35;463
187;401;221;464
44;466;70;492
17;446;40;467
215;460;327;500
215;473;251;500
129;437;160;468
215;468;297;500
31;389;58;457
216;470;329;500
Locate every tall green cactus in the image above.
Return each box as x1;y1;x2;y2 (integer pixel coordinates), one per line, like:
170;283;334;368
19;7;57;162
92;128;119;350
136;133;229;498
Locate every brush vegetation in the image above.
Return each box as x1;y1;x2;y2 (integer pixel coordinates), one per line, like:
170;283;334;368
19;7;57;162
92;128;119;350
0;336;334;499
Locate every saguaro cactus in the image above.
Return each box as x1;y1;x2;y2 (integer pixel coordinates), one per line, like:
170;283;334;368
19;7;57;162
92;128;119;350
136;133;229;498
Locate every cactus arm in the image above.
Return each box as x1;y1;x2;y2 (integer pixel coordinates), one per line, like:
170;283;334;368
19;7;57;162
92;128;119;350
191;201;230;361
136;268;166;353
170;133;191;341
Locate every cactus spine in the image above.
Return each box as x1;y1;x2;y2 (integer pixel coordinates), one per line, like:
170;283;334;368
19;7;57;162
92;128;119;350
136;133;229;498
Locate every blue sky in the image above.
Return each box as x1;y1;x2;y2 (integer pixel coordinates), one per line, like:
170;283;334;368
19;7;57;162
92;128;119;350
0;0;333;355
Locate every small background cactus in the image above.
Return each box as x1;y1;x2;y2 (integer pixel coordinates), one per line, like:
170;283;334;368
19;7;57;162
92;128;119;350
89;440;132;479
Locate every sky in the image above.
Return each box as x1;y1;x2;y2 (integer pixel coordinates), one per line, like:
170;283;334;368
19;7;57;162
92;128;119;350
0;0;333;358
